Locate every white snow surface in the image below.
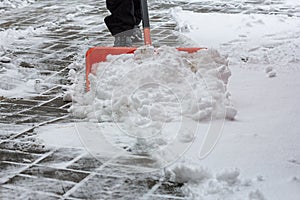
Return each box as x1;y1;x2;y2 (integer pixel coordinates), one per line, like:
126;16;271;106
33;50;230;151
171;8;300;71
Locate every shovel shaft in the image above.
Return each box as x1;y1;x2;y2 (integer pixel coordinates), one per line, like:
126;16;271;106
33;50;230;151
141;0;152;45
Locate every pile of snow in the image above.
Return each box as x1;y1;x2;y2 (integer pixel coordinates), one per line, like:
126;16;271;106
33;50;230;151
165;161;266;200
69;46;236;125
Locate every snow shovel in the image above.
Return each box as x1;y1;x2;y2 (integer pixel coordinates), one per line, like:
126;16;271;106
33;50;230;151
85;0;203;90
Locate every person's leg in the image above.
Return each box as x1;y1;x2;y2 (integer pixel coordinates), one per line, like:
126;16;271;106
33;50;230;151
131;0;143;42
105;0;135;36
133;0;142;26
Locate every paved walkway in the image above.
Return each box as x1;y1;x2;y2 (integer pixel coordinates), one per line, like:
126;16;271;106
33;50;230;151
1;0;299;199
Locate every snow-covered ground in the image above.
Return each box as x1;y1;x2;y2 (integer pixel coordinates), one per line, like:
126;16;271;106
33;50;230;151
0;1;101;98
171;8;300;71
168;3;300;200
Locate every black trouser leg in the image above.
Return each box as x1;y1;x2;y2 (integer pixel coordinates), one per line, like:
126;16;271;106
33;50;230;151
133;0;142;26
105;0;137;36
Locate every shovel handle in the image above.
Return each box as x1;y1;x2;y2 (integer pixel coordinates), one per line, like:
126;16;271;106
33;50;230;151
140;0;152;45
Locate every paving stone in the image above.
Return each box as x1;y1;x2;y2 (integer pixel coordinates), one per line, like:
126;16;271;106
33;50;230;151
5;175;74;195
21;165;89;183
30;95;58;101
0;114;34;124
111;154;162;169
13;115;57;124
0;141;49;154
69;174;158;199
0;103;32;113
0;186;60;200
0;124;32;140
21;107;68;117
37;148;84;167
1;99;40;106
67;155;104;172
96;163;158;175
0;149;41;164
0;162;27;181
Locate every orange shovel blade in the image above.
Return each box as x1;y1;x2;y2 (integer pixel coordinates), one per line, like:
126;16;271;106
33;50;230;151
86;47;203;91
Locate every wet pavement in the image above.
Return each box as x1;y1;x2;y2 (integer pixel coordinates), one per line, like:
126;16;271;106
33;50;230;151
1;0;299;199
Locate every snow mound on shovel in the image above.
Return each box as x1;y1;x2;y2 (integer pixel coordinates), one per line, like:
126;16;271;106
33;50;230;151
70;46;236;123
